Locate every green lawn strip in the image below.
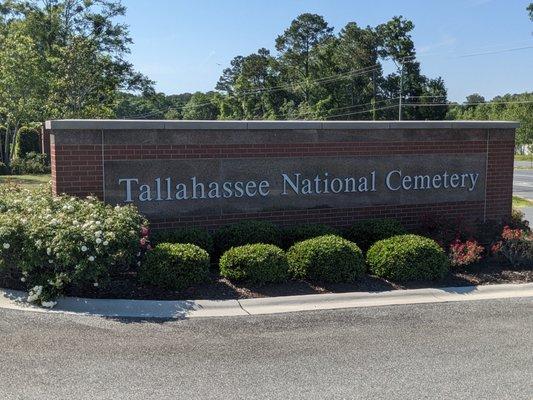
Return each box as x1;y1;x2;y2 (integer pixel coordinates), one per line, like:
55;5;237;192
515;154;533;162
512;195;533;208
0;174;51;187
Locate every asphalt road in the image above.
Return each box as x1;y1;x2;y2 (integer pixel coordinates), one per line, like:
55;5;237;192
1;298;532;399
514;166;533;198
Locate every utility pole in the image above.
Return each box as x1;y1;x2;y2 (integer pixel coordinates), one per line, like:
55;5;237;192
398;61;404;121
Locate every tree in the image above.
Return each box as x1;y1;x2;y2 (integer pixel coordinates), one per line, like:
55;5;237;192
447;93;533;147
466;93;486;104
330;23;382;119
376;16;447;120
182;92;220;120
0;26;47;164
275;13;333;103
216;48;289;119
1;0;152;119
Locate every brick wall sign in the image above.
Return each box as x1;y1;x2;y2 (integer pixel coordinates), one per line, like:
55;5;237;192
45;120;517;230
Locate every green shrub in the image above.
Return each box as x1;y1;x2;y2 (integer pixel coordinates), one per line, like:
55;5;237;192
281;223;338;248
366;234;449;281
0;184;147;306
344;218;407;252
287;235;365;283
15;126;40;158
213;220;282;256
219;243;288;285
151;227;213;255
10;152;50;175
509;208;530;232
139;243;209;291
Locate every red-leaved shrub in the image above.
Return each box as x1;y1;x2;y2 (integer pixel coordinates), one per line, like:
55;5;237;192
491;226;533;267
449;239;484;267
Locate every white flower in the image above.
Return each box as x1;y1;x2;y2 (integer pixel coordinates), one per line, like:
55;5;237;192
95;231;102;237
20;277;26;282
27;294;38;303
48;259;53;264
46;247;52;255
95;238;102;244
41;301;57;308
88;256;95;262
27;286;43;303
103;241;109;246
93;282;99;287
81;245;88;252
2;243;10;249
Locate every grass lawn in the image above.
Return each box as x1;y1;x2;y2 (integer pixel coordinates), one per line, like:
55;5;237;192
512;195;533;208
515;154;533;162
0;174;50;188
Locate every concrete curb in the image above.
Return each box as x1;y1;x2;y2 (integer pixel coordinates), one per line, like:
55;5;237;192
1;283;532;319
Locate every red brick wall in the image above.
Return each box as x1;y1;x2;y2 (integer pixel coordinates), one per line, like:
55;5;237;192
51;144;104;198
49;125;515;230
485;134;515;221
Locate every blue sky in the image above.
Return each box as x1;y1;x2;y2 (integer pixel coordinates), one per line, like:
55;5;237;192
121;0;533;102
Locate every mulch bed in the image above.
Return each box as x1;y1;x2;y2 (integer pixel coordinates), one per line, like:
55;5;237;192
2;256;531;301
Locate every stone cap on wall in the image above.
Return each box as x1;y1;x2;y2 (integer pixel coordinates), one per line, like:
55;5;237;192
45;119;520;131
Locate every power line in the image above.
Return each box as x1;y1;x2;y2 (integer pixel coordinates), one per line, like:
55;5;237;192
125;64;383;118
124;42;533;119
404;100;533;107
325;98;533;119
326;104;399;119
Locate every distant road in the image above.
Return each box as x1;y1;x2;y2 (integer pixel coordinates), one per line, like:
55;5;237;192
1;298;532;399
513;168;533;200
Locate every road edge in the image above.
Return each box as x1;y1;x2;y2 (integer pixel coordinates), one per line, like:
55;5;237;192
1;282;532;319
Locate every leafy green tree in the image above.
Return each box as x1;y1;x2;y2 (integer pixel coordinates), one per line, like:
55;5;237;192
466;93;486;105
216;48;289;119
182;92;220;120
1;0;152;120
447;93;533;147
275;13;333;103
0;26;47;164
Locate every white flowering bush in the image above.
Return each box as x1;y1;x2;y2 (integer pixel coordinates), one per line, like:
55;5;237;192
0;184;148;306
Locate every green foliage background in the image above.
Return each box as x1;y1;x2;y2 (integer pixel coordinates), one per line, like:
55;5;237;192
1;1;531;165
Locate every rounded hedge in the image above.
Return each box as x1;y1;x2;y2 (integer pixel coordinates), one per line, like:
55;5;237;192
10;152;50;175
139;243;210;291
281;223;338;249
15;126;40;158
213;220;282;257
366;234;449;281
151;227;214;255
219;243;288;285
344;218;407;252
287;235;365;283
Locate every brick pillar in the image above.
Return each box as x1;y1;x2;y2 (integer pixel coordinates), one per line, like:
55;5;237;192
485;129;515;221
50;130;104;198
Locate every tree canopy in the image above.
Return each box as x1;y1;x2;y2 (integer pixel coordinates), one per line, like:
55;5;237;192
0;0;152;163
1;5;531;163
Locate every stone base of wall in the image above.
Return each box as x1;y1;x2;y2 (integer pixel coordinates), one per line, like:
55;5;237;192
149;201;486;231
